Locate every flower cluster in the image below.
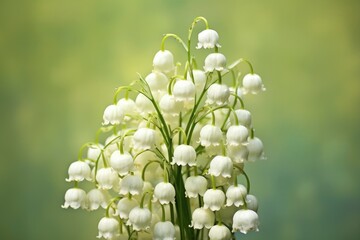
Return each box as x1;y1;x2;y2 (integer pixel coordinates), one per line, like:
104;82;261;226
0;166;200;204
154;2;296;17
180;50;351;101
62;16;265;240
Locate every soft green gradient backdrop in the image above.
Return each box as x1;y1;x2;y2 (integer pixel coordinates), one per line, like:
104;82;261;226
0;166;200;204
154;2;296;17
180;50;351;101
1;0;359;239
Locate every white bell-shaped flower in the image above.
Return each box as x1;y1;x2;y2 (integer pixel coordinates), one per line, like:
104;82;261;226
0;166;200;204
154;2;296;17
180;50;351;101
153;50;175;73
226;184;247;207
228;87;243;104
199;124;223;147
62;188;87;209
228;145;249;163
208;224;232;240
173;80;196;103
245;194;259;212
110;150;134;176
135;93;155;115
119;174;144;195
96;168;119;190
117;197;139;219
153;182;176;205
242;73;265;95
87;144;103;162
127;207;152;231
172;144;197;166
187;69;207;95
206;83;230;106
97;217;119;239
190;207;215;229
208;155;233;178
145;71;169;93
185;176;208;198
159;94;183;116
103;104;124;125
226;125;249;146
117;98;137;121
66;161;92;182
232;209;260;234
247;137;265;162
197;29;221;49
203;189;226;211
204;53;226;72
106;133;122;151
132;128;157;150
153;221;176;240
87;189;108;211
233;109;252;128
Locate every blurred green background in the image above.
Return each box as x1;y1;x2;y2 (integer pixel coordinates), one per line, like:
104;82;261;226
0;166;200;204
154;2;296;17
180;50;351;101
1;0;360;239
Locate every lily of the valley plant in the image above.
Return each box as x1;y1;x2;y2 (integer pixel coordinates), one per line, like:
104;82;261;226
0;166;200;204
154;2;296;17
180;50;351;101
62;17;266;240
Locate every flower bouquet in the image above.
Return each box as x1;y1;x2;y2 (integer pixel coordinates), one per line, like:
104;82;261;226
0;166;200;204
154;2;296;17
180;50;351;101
62;16;266;240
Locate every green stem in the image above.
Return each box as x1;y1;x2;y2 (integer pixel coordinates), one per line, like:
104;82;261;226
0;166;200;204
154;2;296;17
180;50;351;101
217;71;222;84
160;204;166;222
161;33;188;51
234;165;251;194
250;128;255;139
211;175;217;190
141;160;163;181
77;142;97;160
113;86;132;104
169;202;175;224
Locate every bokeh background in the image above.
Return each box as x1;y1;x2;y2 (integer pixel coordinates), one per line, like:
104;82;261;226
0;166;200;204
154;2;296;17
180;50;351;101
1;0;360;239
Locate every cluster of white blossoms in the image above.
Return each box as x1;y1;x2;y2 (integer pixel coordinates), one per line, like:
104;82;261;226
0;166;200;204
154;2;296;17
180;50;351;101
62;16;266;240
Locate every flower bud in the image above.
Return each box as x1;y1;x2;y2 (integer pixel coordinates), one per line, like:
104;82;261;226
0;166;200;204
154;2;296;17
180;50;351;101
87;144;103;162
127;207;152;231
232;209;260;234
185;176;208;198
145;71;169;93
160;94;183;116
62;188;87;209
197;29;221;49
245;194;259;212
153;182;176;205
119;175;143;196
96;168;119;190
117;98;137;121
208;224;231;240
135;93;155;115
103;104;124;125
204;53;226;72
247;137;265;162
206;83;230;106
173;80;196;103
153;221;176;240
190;207;215;229
203;189;226;211
233;109;252;128
172;144;197;166
133;128;157;150
199;125;223;147
87;189;108;211
66;161;91;182
97;217;119;239
242;73;265;94
153;50;175;73
110;150;134;176
228;145;249;163
226;125;249;146
208;155;233;178
226;184;247;207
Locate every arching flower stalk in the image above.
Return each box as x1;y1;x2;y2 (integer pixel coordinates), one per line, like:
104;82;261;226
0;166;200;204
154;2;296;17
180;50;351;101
62;16;266;240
